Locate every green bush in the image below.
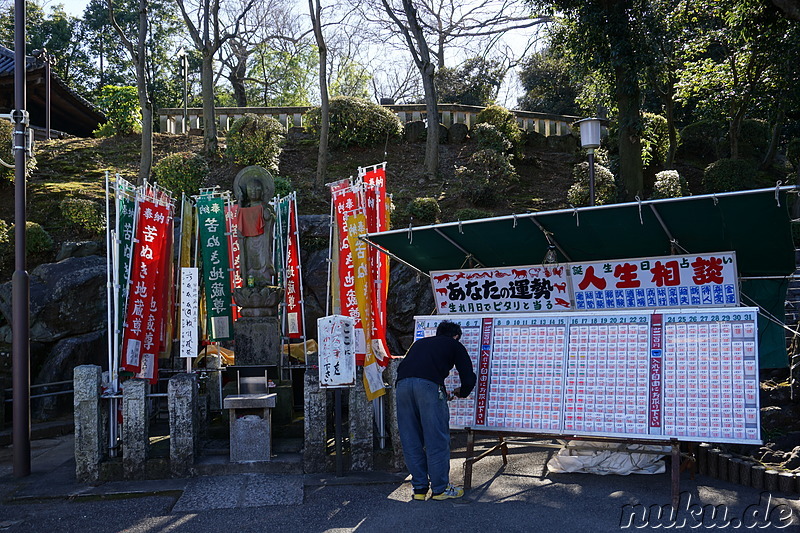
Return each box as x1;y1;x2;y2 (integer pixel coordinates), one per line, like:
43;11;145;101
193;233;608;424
735;119;770;160
566;161;616;206
455;149;519;207
453;208;492;221
274;176;292;198
406;197;440;224
703;158;757;193
153;152;209;196
226;114;285;172
475;105;522;152
676;119;725;162
0;218;8;247
60;198;105;235
0;119;36;182
472;123;512;153
0;119;12;183
4;221;54;254
650;170;690;199
641;113;669;168
305;96;403;149
93;85;142;137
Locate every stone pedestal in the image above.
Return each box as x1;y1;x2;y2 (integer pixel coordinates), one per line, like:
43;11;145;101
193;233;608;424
349;368;374;472
168;373;198;477
224;393;277;462
123;379;149;480
384;360;404;470
74;365;104;483
205;352;222;411
234;316;280;365
303;353;327;473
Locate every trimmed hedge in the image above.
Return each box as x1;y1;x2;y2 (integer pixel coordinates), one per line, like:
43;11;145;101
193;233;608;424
455;149;518;207
650;170;690;199
227;114;285;172
406;197;441;224
153;152;209;196
703;158;757;193
60;198;105;235
305;96;403;149
475;105;523;152
566;161;616;206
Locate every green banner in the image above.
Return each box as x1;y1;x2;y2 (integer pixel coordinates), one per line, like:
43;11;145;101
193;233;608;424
274;196;291;287
197;196;233;340
117;194;135;346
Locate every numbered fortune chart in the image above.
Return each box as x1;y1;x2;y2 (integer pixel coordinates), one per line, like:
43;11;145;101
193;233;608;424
415;308;761;444
661;309;760;443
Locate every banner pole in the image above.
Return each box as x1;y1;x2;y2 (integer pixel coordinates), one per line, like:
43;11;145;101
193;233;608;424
325;195;334;317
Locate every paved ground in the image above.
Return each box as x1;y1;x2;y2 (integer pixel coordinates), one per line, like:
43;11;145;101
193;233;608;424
1;435;798;532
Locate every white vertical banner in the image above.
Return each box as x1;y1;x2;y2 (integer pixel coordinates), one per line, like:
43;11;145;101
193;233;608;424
180;267;199;358
317;315;357;388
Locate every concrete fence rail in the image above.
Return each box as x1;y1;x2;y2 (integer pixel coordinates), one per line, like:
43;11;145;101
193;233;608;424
158;104;579;138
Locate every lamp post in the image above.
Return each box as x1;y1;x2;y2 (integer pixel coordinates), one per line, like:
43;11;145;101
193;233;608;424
575;117;602;206
177;47;188;134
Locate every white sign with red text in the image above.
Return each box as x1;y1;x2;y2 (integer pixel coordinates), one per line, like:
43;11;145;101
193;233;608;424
430;265;570;314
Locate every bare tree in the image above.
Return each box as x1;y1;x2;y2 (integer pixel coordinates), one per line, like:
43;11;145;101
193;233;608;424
217;0;303;107
174;0;256;154
368;0;549;176
107;0;152;185
309;0;330;188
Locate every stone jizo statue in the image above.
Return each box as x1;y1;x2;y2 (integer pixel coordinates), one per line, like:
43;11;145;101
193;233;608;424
232;166;283;317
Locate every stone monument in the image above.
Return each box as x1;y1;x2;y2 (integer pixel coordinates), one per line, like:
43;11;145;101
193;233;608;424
232;166;284;366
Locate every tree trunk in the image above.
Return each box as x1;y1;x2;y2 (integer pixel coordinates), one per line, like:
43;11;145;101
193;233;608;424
310;0;329;188
232;56;248;107
421;65;439;176
615;69;643;200
761;108;784;170
663;82;677;168
201;49;218;154
136;0;152;185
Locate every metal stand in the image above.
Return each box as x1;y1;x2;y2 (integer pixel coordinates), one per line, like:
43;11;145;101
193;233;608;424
335;388;343;477
462;428;693;509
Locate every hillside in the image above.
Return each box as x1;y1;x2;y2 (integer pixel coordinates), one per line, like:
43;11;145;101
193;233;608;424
0;132;578;281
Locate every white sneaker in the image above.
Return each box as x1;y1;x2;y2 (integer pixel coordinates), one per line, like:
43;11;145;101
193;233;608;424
431;483;464;500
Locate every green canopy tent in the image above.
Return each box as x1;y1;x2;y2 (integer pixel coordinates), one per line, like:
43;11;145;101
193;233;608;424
363;186;798;368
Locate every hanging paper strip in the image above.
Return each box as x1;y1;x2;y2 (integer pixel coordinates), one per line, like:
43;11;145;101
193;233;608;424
331;181;366;362
362;166;391;365
346;212;385;400
225;202;242;321
121;200;170;374
197;196;234;340
285;194;304;339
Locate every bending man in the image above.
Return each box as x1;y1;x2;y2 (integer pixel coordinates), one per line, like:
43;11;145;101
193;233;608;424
396;320;476;501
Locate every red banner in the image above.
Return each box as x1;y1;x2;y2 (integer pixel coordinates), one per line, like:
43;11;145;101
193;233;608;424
225;203;242;321
285;195;304;338
122;200;170;376
363;167;391;365
331;180;365;363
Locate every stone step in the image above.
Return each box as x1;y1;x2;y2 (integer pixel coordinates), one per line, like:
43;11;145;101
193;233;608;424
194;452;303;476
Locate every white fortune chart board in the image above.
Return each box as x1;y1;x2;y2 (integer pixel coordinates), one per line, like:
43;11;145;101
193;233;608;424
414;307;760;445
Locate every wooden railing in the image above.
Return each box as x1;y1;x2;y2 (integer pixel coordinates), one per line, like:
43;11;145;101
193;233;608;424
158;104;580;137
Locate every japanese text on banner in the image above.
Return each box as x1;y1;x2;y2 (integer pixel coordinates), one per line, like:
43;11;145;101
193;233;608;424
197;196;234;340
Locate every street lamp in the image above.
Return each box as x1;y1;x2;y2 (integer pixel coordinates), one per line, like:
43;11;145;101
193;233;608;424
177;47;188;134
574;117;603;206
